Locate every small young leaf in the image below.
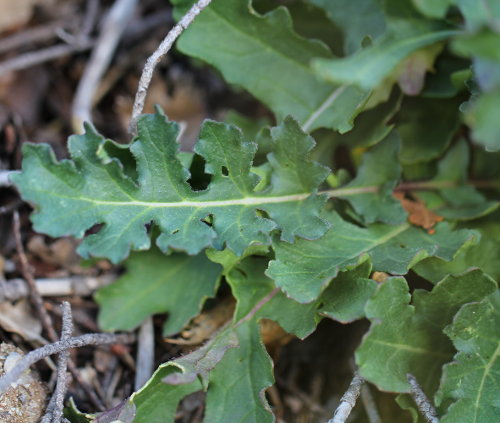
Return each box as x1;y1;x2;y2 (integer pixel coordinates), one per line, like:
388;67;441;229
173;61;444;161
436;291;500;423
95;249;221;336
355;269;497;394
423;139;499;219
340;131;406;224
267;211;477;303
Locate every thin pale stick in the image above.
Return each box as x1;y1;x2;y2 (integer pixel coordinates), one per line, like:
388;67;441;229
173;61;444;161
407;374;439;423
72;0;138;132
0;332;135;394
13;212;106;410
134;316;154;390
51;302;74;423
128;0;213;134
327;371;365;423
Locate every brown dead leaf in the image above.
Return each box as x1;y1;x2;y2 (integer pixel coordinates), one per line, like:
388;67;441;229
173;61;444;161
371;271;389;283
0;299;43;342
165;297;235;346
259;319;294;358
394;191;443;232
166;299;294;354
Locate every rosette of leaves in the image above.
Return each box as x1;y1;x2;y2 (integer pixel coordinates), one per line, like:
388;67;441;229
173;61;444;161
10;0;500;422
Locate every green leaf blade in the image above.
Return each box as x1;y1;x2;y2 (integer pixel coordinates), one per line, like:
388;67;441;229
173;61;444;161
13;111;329;262
204;321;275;423
437;290;500;423
173;0;368;132
267;212;477;303
356;270;497;394
313;27;457;91
95;250;221;336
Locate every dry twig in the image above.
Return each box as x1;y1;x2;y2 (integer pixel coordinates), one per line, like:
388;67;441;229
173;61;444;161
0;1;98;77
0;275;114;303
0;21;64;55
129;0;213;134
52;302;73;423
407;374;440;423
360;384;382;423
40;302;74;423
72;0;138;132
0;332;135;394
13;212;106;411
0;170;13;187
134;316;154;391
327;371;365;423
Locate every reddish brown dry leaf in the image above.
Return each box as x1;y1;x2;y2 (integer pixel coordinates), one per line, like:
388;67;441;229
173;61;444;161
393;191;443;233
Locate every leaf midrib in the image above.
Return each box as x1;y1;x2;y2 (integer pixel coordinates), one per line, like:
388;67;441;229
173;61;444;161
29;186;378;209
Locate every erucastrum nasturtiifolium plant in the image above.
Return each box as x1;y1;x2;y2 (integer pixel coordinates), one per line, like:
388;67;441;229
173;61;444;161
11;0;500;422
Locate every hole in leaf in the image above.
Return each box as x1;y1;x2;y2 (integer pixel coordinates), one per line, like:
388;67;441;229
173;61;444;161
201;214;214;227
221;166;229;176
187;154;211;191
171;229;179;235
256;209;270;220
84;223;104;236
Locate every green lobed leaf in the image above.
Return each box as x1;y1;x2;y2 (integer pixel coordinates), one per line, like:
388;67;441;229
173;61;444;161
355;269;497;394
173;0;368;133
308;0;387;54
436;290;500;423
339;131;406;224
267;211;477;303
464;91;500;152
313;19;456;91
330;87;403;148
95;249;221;336
12;111;329;263
452;0;500;32
411;0;452;18
204;320;275;423
227;256;320;339
318;257;377;323
131;368;201;423
131;328;238;422
415;223;500;285
395;96;462;164
420;139;499;220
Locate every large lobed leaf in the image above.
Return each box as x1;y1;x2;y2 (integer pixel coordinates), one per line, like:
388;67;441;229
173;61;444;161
12;110;329;263
355;269;497;395
267;211;477;303
437;290;500;423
